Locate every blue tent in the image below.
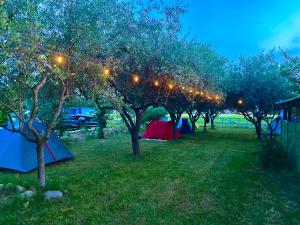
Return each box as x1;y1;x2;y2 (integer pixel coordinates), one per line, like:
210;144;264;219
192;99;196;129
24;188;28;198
161;117;192;134
0;122;73;173
180;118;193;134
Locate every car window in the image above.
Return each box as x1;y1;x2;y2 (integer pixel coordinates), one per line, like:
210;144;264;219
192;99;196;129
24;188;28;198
81;108;93;115
67;108;79;114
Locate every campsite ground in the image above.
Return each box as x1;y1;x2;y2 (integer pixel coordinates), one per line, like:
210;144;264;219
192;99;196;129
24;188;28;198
1;128;300;225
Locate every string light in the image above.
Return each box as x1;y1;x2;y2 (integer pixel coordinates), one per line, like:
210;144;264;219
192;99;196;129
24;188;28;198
237;99;244;105
154;80;159;87
168;83;174;89
54;53;65;65
102;67;110;76
132;74;140;84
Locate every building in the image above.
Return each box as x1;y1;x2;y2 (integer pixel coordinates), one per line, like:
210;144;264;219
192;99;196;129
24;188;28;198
277;96;300;122
277;96;300;170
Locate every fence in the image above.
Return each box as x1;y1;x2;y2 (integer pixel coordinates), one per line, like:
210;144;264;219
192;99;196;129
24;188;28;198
196;117;268;129
281;121;300;169
110;115;268;130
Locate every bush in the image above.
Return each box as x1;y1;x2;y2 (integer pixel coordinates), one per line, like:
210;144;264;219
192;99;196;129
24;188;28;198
141;107;167;124
260;138;297;170
0;111;8;127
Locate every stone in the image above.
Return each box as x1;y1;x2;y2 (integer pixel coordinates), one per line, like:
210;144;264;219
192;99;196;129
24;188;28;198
44;191;63;200
21;190;35;198
16;185;26;193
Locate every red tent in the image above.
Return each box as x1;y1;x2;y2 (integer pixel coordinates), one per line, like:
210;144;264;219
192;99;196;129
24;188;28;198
142;120;181;140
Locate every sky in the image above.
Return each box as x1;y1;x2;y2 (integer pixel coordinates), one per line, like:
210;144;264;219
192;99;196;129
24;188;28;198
181;0;300;59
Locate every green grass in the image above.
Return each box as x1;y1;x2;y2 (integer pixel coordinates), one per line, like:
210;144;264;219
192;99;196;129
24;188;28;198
1;129;300;225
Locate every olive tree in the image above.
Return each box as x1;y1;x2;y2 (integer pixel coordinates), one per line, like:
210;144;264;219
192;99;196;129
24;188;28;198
0;0;121;187
224;52;291;139
0;0;73;188
280;49;300;93
98;0;187;154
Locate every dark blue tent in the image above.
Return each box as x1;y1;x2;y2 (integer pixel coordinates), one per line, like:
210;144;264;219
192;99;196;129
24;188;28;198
180;118;193;134
0;122;73;173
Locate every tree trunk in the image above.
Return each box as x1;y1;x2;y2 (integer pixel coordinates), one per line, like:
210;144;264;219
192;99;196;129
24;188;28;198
37;143;46;188
169;112;179;140
255;121;262;139
97;125;104;139
210;118;215;129
97;110;106;139
131;129;140;155
203;120;207;132
171;116;180;140
172;124;177;140
191;120;196;134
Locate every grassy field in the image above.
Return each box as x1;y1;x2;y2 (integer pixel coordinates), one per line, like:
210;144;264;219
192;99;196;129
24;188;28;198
1;129;300;225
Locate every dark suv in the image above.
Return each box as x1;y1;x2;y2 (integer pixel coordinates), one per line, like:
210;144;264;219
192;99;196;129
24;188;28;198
62;107;97;129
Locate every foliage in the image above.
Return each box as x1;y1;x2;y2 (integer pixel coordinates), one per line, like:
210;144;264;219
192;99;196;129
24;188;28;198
0;109;8;126
141;106;167;124
224;51;291;138
280;49;300;93
260;138;297;170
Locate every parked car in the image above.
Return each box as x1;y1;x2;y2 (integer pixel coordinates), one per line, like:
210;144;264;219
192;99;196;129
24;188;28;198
62;107;97;129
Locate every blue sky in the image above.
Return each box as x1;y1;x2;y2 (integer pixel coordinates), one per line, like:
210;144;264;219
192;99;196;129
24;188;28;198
181;0;300;59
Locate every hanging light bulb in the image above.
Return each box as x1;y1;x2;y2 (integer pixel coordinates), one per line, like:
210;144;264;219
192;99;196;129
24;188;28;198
237;99;244;105
132;74;140;84
53;53;65;65
154;80;159;87
168;83;174;89
102;67;110;76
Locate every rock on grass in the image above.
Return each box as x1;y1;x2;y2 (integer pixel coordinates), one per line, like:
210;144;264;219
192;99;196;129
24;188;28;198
21;190;35;199
44;191;63;200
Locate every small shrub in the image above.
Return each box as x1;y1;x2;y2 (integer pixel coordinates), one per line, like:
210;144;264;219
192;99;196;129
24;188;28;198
141;107;167;124
5;183;16;192
260;138;297;170
0;110;8;127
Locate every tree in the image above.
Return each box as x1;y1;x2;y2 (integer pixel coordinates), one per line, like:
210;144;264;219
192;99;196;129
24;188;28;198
40;0;130;141
180;42;226;133
207;98;224;129
164;87;187;140
0;0;76;188
0;0;118;187
224;52;291;139
185;95;204;134
280;49;300;93
96;0;187;154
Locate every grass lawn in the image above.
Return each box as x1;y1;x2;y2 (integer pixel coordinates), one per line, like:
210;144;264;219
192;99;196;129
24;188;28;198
1;129;300;225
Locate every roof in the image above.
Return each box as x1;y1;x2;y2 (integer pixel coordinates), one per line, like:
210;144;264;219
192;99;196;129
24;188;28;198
276;96;300;107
